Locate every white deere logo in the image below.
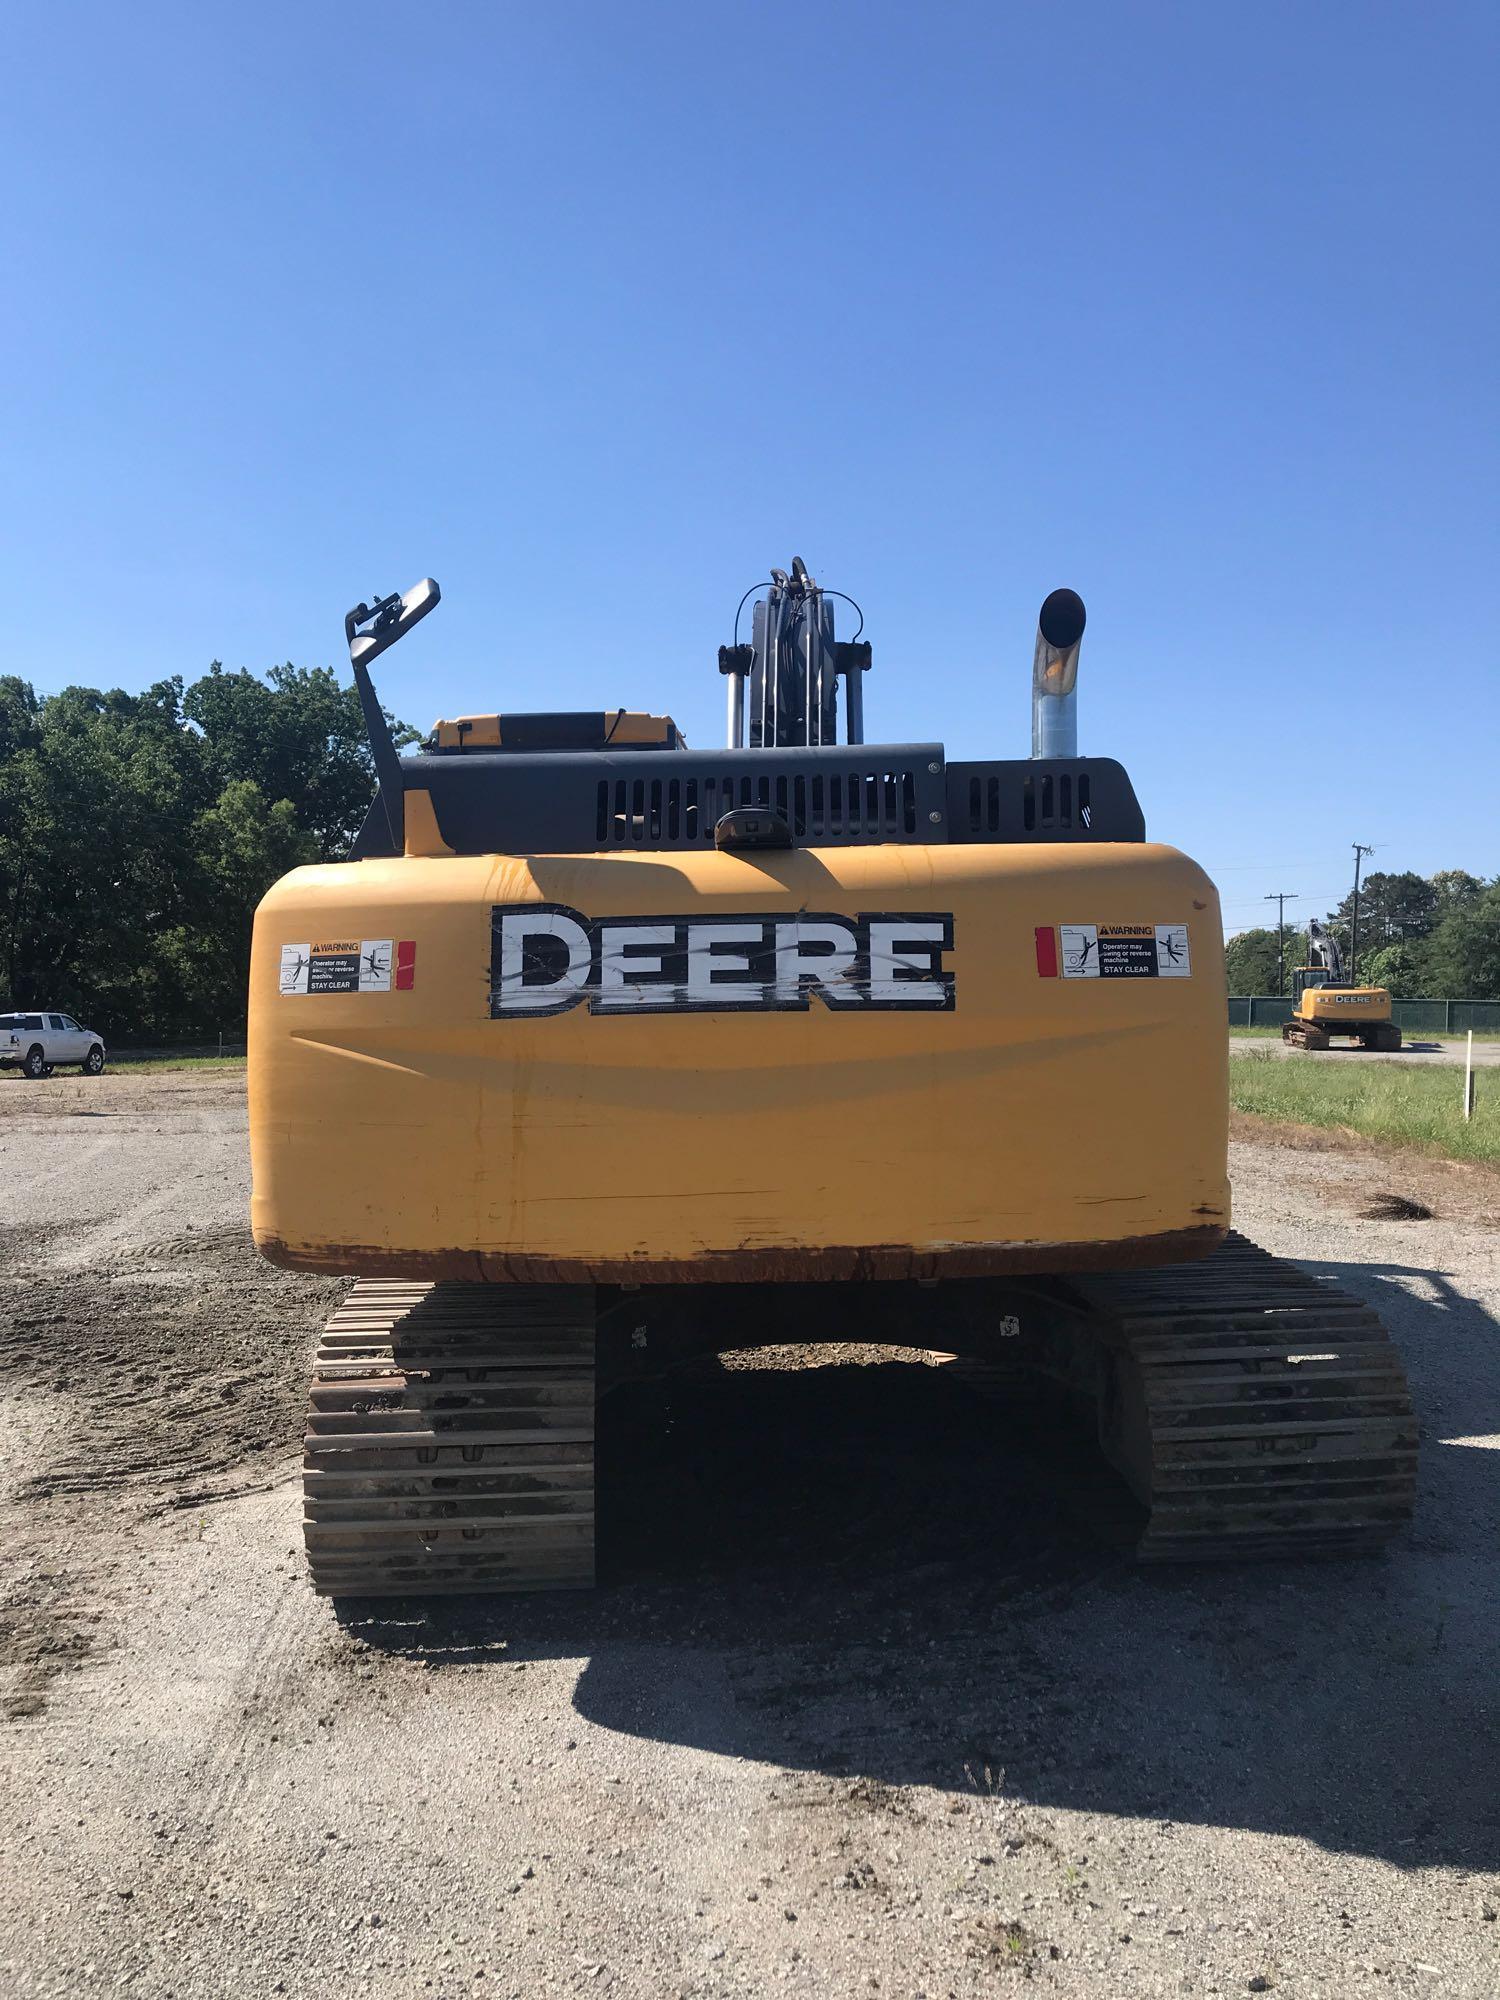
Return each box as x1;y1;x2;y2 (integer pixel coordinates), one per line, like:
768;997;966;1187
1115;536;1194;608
490;905;956;1017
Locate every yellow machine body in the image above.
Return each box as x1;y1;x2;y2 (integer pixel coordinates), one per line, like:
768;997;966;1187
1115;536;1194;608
249;841;1228;1282
1294;982;1393;1026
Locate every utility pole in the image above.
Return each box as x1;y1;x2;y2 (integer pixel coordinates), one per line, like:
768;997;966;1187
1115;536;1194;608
1350;843;1374;983
1263;891;1299;997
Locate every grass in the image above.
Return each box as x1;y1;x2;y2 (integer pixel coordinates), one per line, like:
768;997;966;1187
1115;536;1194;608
1230;1047;1499;1163
1230;1024;1500;1041
110;1054;247;1072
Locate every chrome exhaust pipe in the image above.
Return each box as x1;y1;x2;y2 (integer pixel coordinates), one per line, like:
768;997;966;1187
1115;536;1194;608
1030;588;1086;758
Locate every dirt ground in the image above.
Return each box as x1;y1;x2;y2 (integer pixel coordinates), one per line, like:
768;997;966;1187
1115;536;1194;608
2;1071;1499;1999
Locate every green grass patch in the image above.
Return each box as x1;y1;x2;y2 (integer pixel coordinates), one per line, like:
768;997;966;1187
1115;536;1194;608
1230;1049;1499;1163
110;1055;248;1073
1229;1025;1500;1044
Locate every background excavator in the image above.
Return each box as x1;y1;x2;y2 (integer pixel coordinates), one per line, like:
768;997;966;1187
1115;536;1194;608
1283;918;1401;1051
247;566;1416;1596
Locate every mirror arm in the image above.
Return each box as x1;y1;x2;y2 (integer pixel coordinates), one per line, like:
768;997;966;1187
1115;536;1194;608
353;658;406;854
343;579;440;857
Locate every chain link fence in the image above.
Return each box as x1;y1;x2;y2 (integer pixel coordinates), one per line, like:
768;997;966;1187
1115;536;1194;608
1230;997;1500;1033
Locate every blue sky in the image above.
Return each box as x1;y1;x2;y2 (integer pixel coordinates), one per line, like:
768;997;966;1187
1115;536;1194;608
4;1;1495;936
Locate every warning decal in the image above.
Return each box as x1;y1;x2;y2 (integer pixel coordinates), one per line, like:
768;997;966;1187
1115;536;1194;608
1053;924;1191;980
280;940;415;995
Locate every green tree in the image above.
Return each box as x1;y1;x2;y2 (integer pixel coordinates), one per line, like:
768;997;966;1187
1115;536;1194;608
0;676;41;762
184;662;415;854
1422;882;1500;999
0;680;205;1015
0;662;411;1042
154;780;319;1032
1225;927;1288;995
1431;869;1485;916
1328;868;1439;979
1361;942;1424;996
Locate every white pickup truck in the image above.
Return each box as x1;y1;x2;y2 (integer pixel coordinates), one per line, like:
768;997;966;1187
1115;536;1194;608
0;1011;108;1079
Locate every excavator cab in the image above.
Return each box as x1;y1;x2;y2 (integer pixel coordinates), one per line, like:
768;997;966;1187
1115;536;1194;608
1291;966;1330;1005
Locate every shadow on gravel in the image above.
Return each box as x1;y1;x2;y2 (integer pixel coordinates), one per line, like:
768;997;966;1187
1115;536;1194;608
341;1264;1500;1876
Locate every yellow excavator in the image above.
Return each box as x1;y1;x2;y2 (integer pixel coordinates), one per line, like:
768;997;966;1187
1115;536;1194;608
1283;919;1401;1051
247;568;1416;1595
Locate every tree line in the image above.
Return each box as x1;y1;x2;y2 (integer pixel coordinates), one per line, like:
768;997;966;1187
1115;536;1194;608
1226;870;1500;997
2;664;1494;1038
0;668;411;1043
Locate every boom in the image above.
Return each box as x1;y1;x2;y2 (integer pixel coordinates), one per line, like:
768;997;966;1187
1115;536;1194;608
1307;917;1346;984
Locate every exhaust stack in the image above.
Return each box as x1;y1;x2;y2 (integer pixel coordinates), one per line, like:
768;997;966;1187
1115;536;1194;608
1030;588;1087;759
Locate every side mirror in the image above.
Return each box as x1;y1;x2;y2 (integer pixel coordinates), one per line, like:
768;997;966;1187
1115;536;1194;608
345;577;441;669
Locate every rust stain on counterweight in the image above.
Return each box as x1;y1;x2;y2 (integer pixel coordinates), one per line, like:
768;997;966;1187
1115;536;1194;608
255;1223;1225;1286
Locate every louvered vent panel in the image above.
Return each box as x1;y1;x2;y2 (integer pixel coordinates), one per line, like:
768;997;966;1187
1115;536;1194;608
595;764;920;846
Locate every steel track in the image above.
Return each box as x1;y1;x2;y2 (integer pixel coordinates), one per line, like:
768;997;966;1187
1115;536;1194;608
303;1280;596;1597
1074;1232;1417;1560
301;1234;1415;1596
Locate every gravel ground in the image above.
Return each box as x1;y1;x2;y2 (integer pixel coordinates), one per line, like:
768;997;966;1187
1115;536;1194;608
1230;1035;1500;1067
2;1069;1498;1999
